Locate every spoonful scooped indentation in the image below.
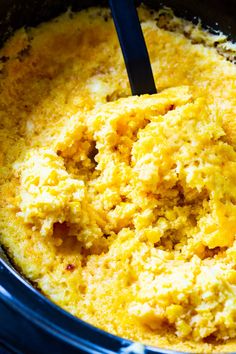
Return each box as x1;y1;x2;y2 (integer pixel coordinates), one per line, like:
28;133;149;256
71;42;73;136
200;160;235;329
109;0;157;96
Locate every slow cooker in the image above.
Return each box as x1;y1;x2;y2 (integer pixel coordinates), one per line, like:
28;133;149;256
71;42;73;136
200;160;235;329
0;0;236;353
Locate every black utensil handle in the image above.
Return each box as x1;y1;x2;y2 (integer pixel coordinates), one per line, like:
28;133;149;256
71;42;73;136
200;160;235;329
109;0;157;96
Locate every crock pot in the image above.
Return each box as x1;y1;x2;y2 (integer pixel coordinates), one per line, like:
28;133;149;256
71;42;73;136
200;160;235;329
0;1;236;353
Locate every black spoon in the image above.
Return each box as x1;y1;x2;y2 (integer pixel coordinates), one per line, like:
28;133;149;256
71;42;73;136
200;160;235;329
109;0;157;96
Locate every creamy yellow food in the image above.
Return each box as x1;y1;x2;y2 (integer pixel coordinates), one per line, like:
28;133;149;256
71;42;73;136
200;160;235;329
1;6;236;353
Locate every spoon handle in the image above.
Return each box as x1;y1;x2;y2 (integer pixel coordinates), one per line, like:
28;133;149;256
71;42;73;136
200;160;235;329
109;0;157;96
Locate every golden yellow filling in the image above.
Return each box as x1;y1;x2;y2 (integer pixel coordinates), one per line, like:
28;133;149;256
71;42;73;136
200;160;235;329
1;6;236;353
